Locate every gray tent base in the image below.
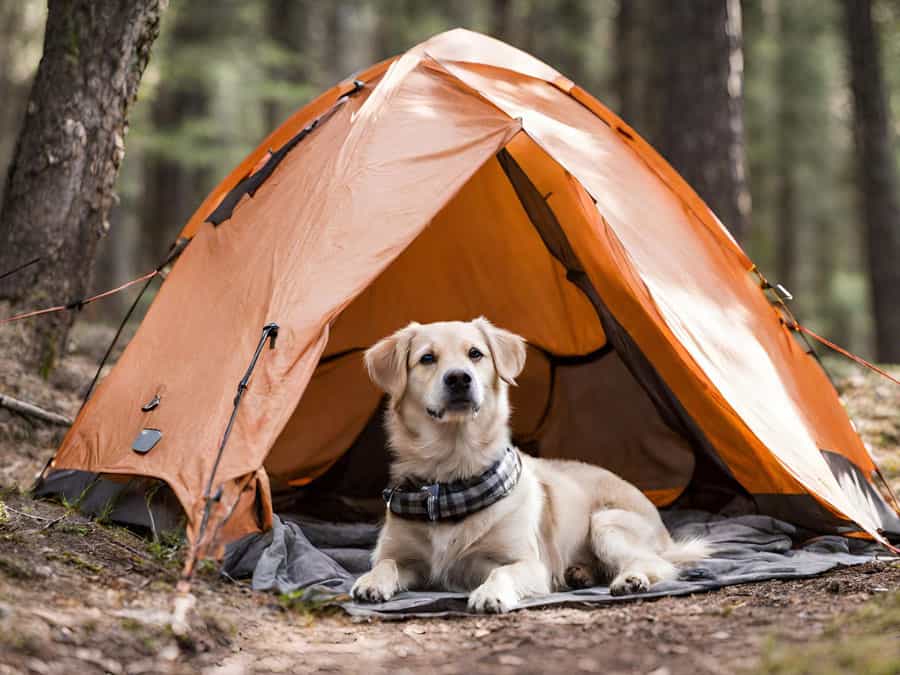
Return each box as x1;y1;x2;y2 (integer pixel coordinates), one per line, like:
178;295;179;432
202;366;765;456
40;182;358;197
222;510;893;619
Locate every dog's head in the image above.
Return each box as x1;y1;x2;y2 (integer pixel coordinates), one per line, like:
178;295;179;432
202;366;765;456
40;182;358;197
364;318;526;457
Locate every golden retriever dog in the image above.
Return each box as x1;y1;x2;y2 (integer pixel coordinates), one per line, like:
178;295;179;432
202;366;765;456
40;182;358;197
351;318;710;613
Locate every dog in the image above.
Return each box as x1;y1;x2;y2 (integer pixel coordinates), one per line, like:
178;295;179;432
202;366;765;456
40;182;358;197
351;318;710;613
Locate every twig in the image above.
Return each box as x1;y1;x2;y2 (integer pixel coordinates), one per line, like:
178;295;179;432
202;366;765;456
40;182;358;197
39;513;68;531
5;505;56;522
105;537;178;579
0;393;72;427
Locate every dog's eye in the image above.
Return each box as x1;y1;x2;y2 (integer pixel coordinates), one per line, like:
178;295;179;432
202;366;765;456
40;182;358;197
468;347;483;361
419;352;436;365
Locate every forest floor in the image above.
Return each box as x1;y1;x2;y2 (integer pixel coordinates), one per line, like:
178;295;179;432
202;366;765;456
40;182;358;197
0;326;898;675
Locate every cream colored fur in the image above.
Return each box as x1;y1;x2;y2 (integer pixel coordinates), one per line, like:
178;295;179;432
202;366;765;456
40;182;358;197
352;318;711;613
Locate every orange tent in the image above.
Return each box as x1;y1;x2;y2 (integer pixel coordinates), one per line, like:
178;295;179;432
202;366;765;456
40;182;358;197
38;29;899;569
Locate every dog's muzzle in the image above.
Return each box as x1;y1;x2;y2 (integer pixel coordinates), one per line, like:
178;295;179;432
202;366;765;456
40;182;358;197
443;369;477;411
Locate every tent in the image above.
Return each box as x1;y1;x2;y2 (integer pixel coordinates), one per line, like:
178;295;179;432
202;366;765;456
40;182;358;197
37;29;900;575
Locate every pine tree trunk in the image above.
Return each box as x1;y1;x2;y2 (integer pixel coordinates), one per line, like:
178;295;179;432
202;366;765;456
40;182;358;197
843;0;900;363
139;4;212;271
656;0;751;242
614;0;637;122
138;86;208;271
489;0;512;41
264;0;309;131
0;0;165;372
542;0;591;89
0;3;30;207
774;2;798;298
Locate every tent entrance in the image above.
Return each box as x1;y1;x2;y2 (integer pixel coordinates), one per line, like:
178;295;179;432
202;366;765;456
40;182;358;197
265;144;745;518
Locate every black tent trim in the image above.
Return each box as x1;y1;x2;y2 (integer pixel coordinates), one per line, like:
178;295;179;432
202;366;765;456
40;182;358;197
206;81;365;227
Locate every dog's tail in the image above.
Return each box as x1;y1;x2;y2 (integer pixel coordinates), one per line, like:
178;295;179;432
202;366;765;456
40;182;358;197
661;536;713;565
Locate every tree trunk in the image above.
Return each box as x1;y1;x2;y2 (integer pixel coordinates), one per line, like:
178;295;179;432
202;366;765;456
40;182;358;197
774;1;799;298
614;0;637;122
613;0;664;144
542;0;591;88
264;0;309;131
489;0;513;41
656;0;751;242
842;0;900;363
138;4;212;272
0;3;29;206
138;86;208;271
0;0;165;372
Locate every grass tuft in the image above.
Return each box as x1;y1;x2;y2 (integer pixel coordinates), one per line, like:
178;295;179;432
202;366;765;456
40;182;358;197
278;588;347;624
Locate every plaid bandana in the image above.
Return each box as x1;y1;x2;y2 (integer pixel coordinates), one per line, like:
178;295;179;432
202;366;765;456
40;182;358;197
383;448;522;522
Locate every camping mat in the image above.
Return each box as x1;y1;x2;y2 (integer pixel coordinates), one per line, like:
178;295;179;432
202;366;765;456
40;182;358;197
221;510;893;618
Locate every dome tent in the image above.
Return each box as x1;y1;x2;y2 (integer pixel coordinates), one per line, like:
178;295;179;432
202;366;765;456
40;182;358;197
37;29;900;578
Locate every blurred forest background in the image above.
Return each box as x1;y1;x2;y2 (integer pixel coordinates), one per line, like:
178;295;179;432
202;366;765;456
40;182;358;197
1;0;899;362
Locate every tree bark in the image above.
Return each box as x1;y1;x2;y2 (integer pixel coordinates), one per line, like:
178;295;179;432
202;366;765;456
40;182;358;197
842;0;900;363
656;0;751;242
0;0;165;372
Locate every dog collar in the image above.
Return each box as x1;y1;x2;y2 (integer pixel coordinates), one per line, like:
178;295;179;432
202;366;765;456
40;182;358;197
382;447;522;522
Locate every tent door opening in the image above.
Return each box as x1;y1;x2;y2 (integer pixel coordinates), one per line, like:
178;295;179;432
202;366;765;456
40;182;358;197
267;144;748;521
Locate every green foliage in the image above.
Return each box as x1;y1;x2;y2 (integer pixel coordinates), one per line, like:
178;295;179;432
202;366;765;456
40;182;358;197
3;0;895;357
94;497;116;525
278;587;347;621
146;526;185;565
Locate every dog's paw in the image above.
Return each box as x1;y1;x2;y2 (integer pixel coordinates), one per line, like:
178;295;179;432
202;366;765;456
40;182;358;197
351;569;398;603
610;571;650;596
564;564;597;590
468;582;517;614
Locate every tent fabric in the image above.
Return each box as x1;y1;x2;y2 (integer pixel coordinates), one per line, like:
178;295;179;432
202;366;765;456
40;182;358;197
43;29;899;563
222;511;891;618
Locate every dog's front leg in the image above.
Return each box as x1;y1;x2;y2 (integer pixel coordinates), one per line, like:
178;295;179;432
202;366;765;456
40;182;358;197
351;559;419;603
467;559;549;613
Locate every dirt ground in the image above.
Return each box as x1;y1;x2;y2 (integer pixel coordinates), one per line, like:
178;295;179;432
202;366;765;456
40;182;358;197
1;329;898;675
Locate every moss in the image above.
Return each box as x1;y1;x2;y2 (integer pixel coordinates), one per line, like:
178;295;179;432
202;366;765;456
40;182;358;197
46;551;102;574
38;336;57;380
59;522;91;536
0;555;33;579
756;591;900;674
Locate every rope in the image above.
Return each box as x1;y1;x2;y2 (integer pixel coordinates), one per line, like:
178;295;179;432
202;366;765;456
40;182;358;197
793;323;900;386
77;272;158;410
0;257;41;282
0;269;159;326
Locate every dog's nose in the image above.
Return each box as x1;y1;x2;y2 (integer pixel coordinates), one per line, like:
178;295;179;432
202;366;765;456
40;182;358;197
443;369;472;392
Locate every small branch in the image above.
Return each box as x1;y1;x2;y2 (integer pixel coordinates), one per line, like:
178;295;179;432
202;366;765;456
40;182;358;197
39;513;68;531
0;392;72;427
4;505;56;521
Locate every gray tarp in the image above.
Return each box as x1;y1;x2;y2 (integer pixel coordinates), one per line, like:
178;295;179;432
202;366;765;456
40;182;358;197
222;510;892;618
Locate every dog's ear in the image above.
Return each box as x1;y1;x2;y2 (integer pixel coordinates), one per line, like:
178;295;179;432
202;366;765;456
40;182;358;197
365;322;419;398
473;317;526;386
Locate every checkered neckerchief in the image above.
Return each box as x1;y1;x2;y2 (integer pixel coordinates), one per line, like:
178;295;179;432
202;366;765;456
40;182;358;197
383;448;522;522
